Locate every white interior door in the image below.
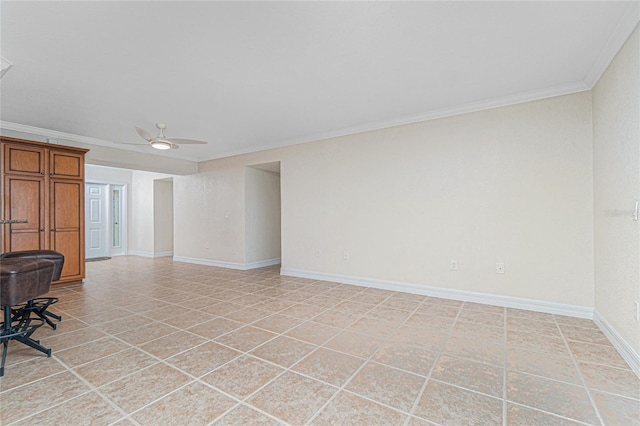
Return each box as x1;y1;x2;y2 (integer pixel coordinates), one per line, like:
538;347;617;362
85;183;110;259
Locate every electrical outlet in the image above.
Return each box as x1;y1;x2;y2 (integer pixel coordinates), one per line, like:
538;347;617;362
635;301;640;322
496;262;505;274
315;249;321;258
450;259;458;271
343;250;349;260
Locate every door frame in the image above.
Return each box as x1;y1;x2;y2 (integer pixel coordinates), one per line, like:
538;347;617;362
84;181;128;257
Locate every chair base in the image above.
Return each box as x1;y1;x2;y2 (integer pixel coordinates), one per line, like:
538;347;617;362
1;306;51;377
12;297;61;330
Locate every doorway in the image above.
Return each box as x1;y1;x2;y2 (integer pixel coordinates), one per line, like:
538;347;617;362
245;162;281;267
85;182;126;259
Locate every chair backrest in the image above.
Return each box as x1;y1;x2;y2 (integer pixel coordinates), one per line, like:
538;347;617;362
0;258;55;306
0;250;65;281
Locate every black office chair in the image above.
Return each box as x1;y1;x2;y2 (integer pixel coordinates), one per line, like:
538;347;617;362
0;257;57;376
1;250;65;329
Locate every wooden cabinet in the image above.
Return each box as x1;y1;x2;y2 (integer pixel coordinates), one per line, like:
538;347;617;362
1;137;89;286
3;174;47;250
50;179;83;280
3;143;47;176
50;150;84;179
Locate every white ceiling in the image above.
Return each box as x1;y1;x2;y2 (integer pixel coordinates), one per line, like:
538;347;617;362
1;1;638;163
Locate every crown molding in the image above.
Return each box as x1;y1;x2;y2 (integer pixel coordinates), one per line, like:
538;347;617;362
3;79;591;166
584;1;640;88
4;81;590;165
2;5;636;165
0;121;198;162
1;121;113;146
200;81;591;162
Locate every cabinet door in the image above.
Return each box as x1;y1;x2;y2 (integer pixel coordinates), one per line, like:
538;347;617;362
50;151;83;179
2;175;47;252
3;143;46;176
50;179;84;282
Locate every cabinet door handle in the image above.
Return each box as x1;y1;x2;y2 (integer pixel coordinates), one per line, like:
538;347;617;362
50;228;57;232
49;173;54;177
0;219;28;224
40;229;44;232
40;172;45;175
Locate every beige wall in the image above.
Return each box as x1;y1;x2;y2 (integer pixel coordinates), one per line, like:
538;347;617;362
593;25;640;355
189;91;595;307
283;93;594;305
174;167;246;264
245;166;281;264
154;179;174;254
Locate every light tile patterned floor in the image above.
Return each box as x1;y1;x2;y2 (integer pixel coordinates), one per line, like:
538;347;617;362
1;256;639;425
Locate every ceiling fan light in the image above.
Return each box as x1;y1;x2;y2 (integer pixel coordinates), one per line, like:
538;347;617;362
151;140;172;150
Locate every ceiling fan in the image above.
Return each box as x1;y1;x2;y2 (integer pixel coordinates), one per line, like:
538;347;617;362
120;123;207;150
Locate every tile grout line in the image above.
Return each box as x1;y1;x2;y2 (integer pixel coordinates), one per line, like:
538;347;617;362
404;300;466;425
303;292;403;425
503;306;508;426
225;291;395;424
501;312;622;424
6;355;131;426
555;314;606;426
202;401;288;426
233;291;375;420
305;293;444;425
197;357;295;425
140;288;361;425
42;322;249;421
204;282;469;423
505;401;596;426
28;259;637;425
124;378;242;424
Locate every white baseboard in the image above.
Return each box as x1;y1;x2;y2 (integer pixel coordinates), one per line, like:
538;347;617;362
281;269;640;376
154;251;174;258
593;310;640;378
173;256;280;271
127;250;154;258
128;250;173;258
280;268;593;319
245;258;281;269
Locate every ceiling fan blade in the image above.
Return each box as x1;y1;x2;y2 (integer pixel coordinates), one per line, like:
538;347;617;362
135;126;153;141
114;141;150;146
166;138;207;145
